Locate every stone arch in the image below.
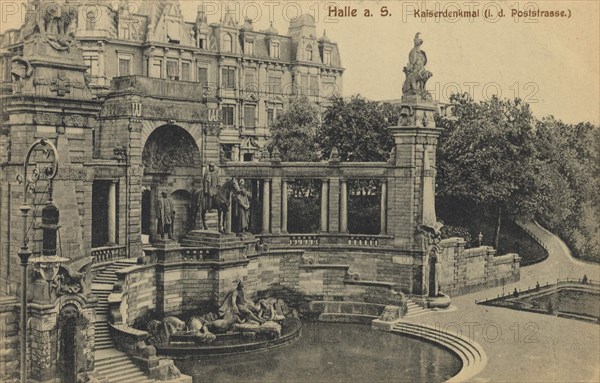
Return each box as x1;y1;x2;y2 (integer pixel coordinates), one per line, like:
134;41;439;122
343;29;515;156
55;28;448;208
140;120;203;155
141;123;202;172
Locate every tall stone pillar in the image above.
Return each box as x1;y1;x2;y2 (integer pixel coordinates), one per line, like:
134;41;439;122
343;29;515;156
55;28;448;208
339;179;348;233
328;177;340;233
281;180;288;233
270;177;282;234
108;181;117;244
380;180;387;235
320;180;329;232
387;33;442;296
262;179;270;233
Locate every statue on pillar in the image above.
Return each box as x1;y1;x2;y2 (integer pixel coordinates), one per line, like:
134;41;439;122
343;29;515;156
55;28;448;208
157;192;175;240
402;33;433;101
21;0;78;51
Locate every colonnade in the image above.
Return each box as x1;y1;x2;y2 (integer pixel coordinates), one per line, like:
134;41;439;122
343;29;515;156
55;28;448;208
255;177;389;235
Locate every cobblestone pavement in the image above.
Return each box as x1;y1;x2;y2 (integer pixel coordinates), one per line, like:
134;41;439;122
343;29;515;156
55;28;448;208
412;221;600;382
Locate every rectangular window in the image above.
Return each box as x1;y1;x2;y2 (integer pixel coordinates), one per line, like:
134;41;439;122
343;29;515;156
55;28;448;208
268;72;281;94
151;59;162;78
118;58;130;76
324;50;331;65
181;62;190;81
222;67;236;89
84;56;98;76
245;69;256;91
197;66;208;86
244;105;256;128
222;105;235;126
198;34;206;49
270;43;280;59
221;144;233;161
167;60;179;80
120;24;130;40
244;40;254;56
300;75;308;95
267;109;274;127
309;76;319;96
322;76;336;97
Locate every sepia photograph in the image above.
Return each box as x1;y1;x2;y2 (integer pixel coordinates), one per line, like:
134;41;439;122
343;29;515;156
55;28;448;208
0;0;598;382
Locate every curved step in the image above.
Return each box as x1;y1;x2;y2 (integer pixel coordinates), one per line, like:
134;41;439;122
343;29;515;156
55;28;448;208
391;321;487;382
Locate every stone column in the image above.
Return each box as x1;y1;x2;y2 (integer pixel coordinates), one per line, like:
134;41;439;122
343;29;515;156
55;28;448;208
281;179;288;233
108;181;117;244
320;179;329;232
328;177;339;233
262;179;270;233
270;177;282;234
340;179;348;233
380;180;387;235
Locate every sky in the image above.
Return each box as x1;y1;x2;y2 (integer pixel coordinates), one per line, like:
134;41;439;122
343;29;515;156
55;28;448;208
1;0;598;124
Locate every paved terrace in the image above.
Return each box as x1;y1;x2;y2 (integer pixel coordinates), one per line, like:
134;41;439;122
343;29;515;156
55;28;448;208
409;220;600;382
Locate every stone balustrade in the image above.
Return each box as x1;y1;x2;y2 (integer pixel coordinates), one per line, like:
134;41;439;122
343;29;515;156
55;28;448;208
91;244;127;264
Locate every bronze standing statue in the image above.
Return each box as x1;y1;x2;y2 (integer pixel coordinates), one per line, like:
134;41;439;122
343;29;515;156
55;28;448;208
157;192;175;240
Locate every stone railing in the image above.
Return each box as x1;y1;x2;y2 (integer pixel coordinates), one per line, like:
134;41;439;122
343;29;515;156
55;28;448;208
289;235;320;246
263;233;394;248
91;244;126;264
347;235;381;247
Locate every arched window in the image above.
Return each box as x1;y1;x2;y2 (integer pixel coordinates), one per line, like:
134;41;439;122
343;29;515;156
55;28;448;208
86;11;96;31
306;45;313;61
222;33;232;52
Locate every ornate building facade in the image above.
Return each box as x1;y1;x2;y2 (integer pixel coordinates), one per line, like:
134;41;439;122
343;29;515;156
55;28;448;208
1;0;344;161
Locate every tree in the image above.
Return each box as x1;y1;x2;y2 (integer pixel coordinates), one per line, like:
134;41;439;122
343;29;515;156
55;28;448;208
319;95;397;161
534;117;600;262
268;96;321;161
436;93;541;248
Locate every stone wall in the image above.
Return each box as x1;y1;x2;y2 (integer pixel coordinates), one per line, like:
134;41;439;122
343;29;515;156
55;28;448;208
300;248;417;294
438;238;520;296
0;301;19;381
116;265;157;326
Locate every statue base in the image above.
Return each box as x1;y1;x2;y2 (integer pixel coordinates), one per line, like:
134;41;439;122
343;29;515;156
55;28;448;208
181;230;255;262
426;293;452;309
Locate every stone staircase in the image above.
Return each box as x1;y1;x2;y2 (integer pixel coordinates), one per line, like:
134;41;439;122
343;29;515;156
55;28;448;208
95;349;155;383
92;260;155;383
404;299;432;318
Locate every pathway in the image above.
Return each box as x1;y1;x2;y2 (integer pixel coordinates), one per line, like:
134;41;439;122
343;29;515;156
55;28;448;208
409;220;600;382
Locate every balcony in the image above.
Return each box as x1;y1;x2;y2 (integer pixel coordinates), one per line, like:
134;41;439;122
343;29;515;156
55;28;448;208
111;75;207;101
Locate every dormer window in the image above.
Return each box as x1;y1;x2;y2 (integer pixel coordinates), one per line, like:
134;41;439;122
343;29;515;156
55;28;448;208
223;33;232;53
197;33;207;49
244;40;254;56
323;50;331;65
120;23;130;40
270;42;280;59
167;20;180;44
306;45;313;61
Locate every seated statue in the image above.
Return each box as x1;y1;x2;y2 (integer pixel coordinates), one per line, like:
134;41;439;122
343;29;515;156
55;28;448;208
218;280;265;324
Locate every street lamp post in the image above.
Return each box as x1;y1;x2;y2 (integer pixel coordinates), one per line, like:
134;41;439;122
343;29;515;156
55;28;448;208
16;138;60;383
